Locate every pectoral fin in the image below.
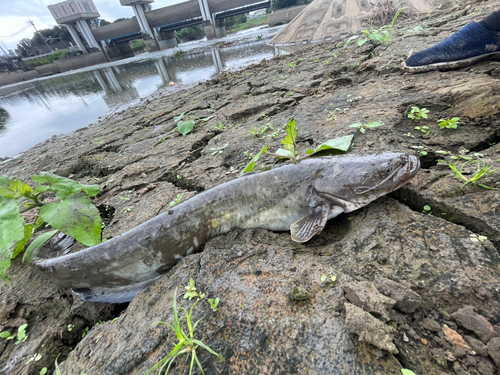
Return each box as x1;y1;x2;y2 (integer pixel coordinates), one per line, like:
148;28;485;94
291;204;343;243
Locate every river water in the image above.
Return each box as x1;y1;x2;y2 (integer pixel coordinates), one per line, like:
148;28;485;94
0;25;285;159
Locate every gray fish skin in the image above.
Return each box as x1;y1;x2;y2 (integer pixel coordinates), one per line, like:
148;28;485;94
32;152;419;303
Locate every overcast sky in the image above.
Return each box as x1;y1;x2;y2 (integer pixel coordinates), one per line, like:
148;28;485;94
0;0;187;51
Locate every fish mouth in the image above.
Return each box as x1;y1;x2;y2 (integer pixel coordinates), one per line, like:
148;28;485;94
395;154;420;186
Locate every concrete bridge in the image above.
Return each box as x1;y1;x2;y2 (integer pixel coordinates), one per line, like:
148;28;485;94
49;0;271;55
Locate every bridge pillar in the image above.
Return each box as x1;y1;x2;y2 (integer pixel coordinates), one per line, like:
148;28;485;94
75;20;100;50
131;4;154;38
65;23;88;53
157;30;178;50
214;18;226;38
202;21;216;40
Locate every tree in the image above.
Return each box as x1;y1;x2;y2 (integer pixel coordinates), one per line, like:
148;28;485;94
16;38;32;57
99;19;111;26
175;25;205;42
114;18;130;23
224;14;247;29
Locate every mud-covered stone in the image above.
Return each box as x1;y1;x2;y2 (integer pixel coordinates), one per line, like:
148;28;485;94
452;306;498;344
422;318;442;332
344;281;396;322
477;357;495;375
465;335;489;357
487;337;500;367
374;277;422;313
344;303;398;354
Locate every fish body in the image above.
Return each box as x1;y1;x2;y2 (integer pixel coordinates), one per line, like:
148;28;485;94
33;152;419;303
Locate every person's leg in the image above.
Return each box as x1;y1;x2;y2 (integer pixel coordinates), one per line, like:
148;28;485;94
403;9;500;72
480;9;500;32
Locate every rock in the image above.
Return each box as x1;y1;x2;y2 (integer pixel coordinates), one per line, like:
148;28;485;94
430;348;448;368
344;281;396;322
289;286;311;301
452;306;498;344
344;303;398;354
422;318;442;332
374;277;422;313
442;324;470;349
452;361;469;375
487;337;500;367
464;335;489;357
477;357;495;375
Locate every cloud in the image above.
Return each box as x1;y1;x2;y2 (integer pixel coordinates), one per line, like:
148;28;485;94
0;0;190;51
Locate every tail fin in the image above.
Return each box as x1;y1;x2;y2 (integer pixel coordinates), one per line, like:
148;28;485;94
72;277;162;303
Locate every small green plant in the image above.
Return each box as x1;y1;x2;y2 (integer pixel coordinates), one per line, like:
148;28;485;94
248;124;274;137
209;298;220;312
401;370;416;375
81;326;89;338
313;58;320;63
0;174;101;282
414;126;430;136
184;278;205;300
422;205;432;215
209;143;229;156
213;121;225;131
321;273;336;287
241;119;354;174
169;193;184;208
356;7;405;46
0;323;28;344
288;62;297;68
243;151;255;159
67;324;75;332
410;145;428;155
437;117;460;129
408;107;429;120
256;35;263;41
346;94;362;103
173;113;216;136
146;288;224;375
470;234;488;242
445;158;497;190
348;121;384;134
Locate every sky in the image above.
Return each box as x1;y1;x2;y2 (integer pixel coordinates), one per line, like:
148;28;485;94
0;0;187;52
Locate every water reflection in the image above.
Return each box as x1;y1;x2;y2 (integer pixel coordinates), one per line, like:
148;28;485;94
0;39;282;158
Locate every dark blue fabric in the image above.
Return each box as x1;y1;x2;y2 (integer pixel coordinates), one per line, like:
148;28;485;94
406;22;500;67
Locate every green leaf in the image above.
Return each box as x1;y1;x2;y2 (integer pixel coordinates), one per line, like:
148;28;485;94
177;120;196;135
281;118;298;147
0;176;34;199
241;145;267;175
12;223;35;259
275;148;295;159
0;331;11;338
348;123;362;128
39;192;101;246
0;197;25;264
343;34;358;48
23;230;58;263
32;173;99;200
199;115;216;122
401;370;416;375
357;38;368;47
0;259;11;283
306;135;354;155
40;368;47;375
173;112;186;122
365;121;384;128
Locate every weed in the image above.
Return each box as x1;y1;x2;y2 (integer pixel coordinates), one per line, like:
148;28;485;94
405;132;415;138
0;323;28;344
0;174;102;282
349;121;384;134
242;118;353;174
346;94;362;103
209;298;220;312
243;151;255;159
357;7;405;46
81;327;89;338
288;62;297;68
248;124;274;137
257;35;263;41
445;158;497;190
124;207;133;213
423;205;432;215
169;193;184;208
410;145;428;155
414;126;430;136
209;143;228;156
321;273;336;287
213;121;225;131
67;324;75;332
146;288;224;375
437;117;460;129
470;234;488;242
313;58;320;63
408;107;429;120
401;369;416;375
173;113;216;136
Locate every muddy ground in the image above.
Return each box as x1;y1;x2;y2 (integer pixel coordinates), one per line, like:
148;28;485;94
1;0;500;374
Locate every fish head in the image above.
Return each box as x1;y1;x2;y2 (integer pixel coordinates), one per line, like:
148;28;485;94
313;152;420;212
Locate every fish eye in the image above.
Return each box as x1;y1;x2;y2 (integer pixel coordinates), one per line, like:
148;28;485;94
379;163;392;175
